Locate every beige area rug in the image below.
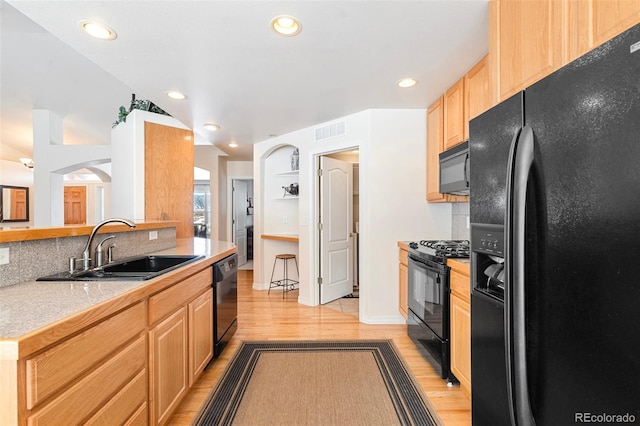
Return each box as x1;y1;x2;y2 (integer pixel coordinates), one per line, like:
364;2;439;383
193;341;442;426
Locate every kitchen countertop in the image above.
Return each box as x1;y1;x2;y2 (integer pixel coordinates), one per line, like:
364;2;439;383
448;257;471;275
0;238;235;359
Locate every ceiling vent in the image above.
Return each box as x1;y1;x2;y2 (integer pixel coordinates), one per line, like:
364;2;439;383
315;121;345;141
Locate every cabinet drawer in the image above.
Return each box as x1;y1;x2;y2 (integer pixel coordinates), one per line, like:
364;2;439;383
149;268;213;325
85;369;147;426
125;403;148;426
26;302;145;409
28;335;146;425
450;270;470;303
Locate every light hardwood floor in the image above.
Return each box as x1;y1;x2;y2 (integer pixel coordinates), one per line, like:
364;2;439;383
168;270;471;425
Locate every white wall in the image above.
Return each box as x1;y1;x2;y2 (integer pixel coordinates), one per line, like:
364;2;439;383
362;109;451;322
253;109;452;324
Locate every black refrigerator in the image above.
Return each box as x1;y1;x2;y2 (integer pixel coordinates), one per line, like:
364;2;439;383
469;23;640;426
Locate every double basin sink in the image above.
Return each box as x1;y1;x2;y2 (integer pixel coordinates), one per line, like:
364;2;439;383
37;255;204;282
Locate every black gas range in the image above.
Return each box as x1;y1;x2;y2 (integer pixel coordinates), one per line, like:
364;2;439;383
406;239;469;383
408;239;470;266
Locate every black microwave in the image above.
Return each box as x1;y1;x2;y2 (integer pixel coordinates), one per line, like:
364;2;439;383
439;141;469;195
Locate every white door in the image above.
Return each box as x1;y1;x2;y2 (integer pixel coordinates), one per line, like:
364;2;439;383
319;157;353;304
232;180;248;266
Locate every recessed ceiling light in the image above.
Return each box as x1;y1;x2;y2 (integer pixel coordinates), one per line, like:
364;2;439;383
398;78;418;88
165;91;187;100
78;20;117;40
271;15;302;36
204;123;220;131
229;142;239;148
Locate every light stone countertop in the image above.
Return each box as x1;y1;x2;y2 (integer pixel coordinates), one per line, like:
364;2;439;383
0;238;235;341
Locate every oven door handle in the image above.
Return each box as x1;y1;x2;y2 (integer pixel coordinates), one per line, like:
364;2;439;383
505;125;536;426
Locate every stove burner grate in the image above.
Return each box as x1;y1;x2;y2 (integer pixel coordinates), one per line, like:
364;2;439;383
412;239;470;259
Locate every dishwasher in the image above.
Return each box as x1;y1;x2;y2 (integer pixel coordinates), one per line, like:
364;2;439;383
212;253;237;358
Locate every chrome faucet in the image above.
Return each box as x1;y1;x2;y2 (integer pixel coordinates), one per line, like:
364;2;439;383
78;217;136;270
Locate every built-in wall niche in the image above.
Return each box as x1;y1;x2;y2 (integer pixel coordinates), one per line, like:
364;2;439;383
0;185;29;222
264;145;300;234
269;146;300;200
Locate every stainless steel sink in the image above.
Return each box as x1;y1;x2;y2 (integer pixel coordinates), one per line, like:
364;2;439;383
37;254;204;281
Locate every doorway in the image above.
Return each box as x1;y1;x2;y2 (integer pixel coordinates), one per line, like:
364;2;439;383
231;179;254;269
317;149;360;312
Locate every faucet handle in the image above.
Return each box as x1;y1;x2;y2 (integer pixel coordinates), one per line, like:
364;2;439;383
107;244;116;264
95;236;116;267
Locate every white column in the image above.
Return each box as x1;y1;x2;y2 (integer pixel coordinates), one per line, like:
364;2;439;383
33;110;64;227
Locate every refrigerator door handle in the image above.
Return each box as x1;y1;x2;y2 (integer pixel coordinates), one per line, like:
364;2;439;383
505;125;536;426
464;152;470;188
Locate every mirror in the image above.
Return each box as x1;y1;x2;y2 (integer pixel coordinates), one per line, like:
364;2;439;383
1;185;30;222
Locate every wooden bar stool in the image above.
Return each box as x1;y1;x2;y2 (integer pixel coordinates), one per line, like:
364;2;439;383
268;254;299;298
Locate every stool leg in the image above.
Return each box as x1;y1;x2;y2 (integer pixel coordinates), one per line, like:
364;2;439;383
282;258;287;298
269;257;277;295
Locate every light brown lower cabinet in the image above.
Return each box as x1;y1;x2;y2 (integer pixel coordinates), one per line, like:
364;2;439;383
149;307;189;426
148;268;214;426
148;287;214;425
25;302;148;425
189;289;214;386
1;261;219;426
449;262;471;398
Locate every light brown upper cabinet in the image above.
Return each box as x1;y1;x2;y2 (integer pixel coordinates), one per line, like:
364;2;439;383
489;0;640;103
490;0;564;102
463;55;491;141
444;78;466;150
427;97;446;202
566;0;640;62
592;1;640;45
427;97;468;203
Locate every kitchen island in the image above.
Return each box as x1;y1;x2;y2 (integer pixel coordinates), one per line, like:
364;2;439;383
0;238;236;426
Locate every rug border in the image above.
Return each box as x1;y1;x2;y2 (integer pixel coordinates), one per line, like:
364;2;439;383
192;340;444;426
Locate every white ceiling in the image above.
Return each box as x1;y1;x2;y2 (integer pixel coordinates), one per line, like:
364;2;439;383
1;0;488;163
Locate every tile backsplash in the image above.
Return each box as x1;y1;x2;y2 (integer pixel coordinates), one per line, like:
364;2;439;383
451;202;470;240
0;227;176;288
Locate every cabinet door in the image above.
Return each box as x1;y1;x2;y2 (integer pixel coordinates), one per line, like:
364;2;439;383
592;0;640;46
149;307;188;426
568;0;640;61
399;258;408;319
491;0;563;101
426;97;447;202
189;289;213;386
450;293;471;398
464;56;491;141
444;78;465;149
